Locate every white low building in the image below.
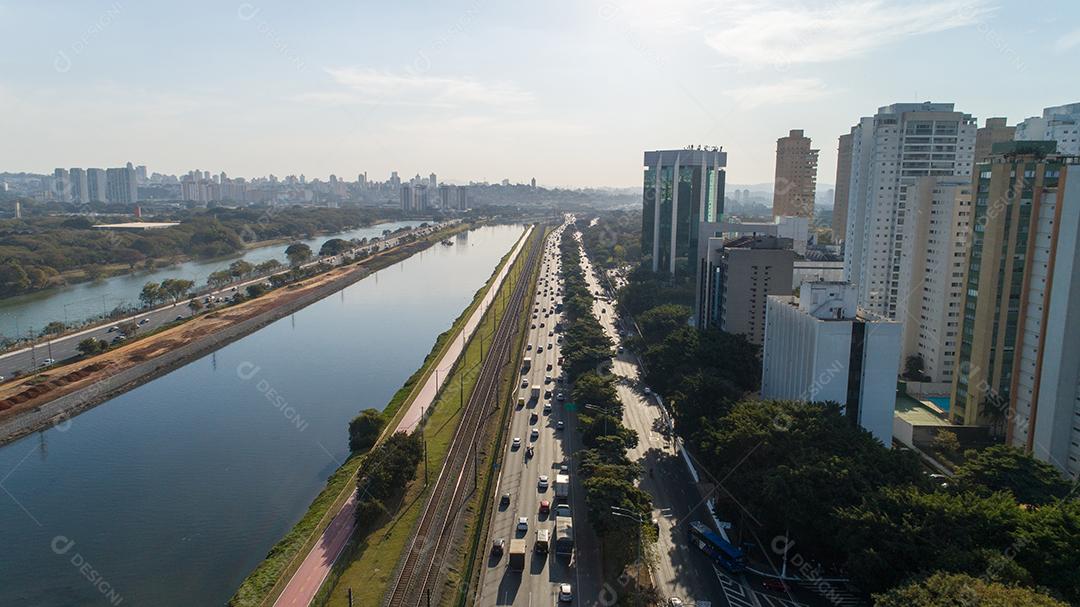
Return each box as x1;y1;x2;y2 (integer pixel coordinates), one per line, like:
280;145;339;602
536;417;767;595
761;281;902;445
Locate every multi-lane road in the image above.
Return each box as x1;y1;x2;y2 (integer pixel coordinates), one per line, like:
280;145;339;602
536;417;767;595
477;221;602;606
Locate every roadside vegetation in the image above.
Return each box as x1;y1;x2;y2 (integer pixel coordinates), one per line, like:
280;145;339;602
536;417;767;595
558;227;656;605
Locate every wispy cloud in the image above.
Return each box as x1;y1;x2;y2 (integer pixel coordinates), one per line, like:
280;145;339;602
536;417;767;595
1054;27;1080;53
725;78;833;108
705;0;995;67
298;67;535;110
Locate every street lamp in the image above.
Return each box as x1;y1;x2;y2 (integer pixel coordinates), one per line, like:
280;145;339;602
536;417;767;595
610;506;645;573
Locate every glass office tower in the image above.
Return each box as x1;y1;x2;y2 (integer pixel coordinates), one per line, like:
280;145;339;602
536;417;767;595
642;148;726;275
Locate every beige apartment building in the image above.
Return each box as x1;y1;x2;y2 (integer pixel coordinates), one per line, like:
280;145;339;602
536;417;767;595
772;129;819;219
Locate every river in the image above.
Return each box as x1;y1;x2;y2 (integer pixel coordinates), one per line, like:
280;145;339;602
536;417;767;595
0;224;525;606
0;220;426;340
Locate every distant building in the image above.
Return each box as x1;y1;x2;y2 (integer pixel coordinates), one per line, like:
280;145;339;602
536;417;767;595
53;168;71;202
772;129;819;219
950;141;1080;478
69;168;89;204
400;184;413;212
832;133;853;242
86;168;107;202
456;186;468;210
642;147;727;275
844;102;977;320
762;282;901;445
105;166;137;204
1015;103;1080;155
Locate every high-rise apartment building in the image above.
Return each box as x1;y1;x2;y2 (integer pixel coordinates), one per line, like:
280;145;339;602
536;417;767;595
832;133;853;242
642;147;726;275
53;168;71;202
105;166;138;204
974;117;1015;162
1015;103;1080;155
951;142;1080;478
772;129;819;219
844;102;977;319
761;281;902;445
896;177;973;383
69;168;89;204
86;168;107;202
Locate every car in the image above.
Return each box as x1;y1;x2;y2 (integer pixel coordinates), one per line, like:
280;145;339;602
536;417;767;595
530;412;538;423
544;375;552;384
558;463;569;473
546;362;553;371
107;326;118;332
556;421;564;430
559;584;573;602
543;403;551;414
527;343;533;350
517;517;529;532
643;387;652;395
491;538;505;556
554;504;572;518
531;428;540;440
111;335;125;344
521;379;529;388
549;330;554;337
500;493;511;507
512;437;521;449
538;475;549;489
175;315;184;321
536;346;543;353
617;346;624;353
760;579;790;593
40;358;56;367
531;324;536;329
539;500;550;514
540;322;545;328
668;599;684;607
557;392;565;401
138;318;149;325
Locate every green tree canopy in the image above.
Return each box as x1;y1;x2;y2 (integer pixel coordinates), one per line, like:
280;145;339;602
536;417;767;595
285;242;313;266
319;238;351;257
874;572;1067;607
348;408;385;453
954;445;1075;506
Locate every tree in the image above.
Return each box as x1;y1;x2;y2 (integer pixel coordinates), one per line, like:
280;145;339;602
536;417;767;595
636;303;691;344
246;283;269;299
319;238;351;257
903;354;930;382
228;260;254;278
188;299;203;314
255;259;283;275
1010;499;1080;603
139;281;161;307
348;409;386;452
933;430;962;460
874;572;1067;607
207;270;233;289
954;445;1075;506
285;243;313;266
0;260;30;296
76;337;106;356
41;321;66;336
571;372;620;411
160;278;194;303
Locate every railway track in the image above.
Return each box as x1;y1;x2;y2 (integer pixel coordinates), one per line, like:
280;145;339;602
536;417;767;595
385;228;545;607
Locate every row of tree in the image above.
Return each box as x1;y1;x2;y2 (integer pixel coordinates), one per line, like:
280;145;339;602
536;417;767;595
353;431;424;527
138;278;195;307
558;231;655;594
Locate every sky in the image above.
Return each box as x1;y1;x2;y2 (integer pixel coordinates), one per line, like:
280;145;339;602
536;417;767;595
2;0;1080;188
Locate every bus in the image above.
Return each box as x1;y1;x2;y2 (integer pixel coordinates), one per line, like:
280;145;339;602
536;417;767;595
688;521;746;572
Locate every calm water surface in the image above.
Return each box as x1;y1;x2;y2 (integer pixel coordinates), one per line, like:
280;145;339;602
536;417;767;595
0;224;524;606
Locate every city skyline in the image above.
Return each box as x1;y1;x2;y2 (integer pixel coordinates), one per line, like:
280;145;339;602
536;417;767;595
3;1;1080;187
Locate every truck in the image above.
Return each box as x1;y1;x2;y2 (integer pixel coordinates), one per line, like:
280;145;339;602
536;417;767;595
535;529;550;554
531;386;541;401
508;539;527;571
522;357;532;372
554;474;570;501
555;517;574;557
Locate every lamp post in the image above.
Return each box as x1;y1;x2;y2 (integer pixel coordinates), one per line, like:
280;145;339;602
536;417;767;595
610;506;645;574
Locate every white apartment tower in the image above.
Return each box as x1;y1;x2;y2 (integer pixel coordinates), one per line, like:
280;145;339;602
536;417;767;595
843;102;977;320
1015;103;1080;155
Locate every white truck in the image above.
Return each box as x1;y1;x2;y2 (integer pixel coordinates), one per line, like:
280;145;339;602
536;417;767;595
554;474;570;501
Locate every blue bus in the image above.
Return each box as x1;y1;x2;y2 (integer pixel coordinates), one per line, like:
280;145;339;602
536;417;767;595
688;521;746;572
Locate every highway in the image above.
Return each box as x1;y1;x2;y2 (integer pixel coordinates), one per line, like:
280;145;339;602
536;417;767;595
476;220;602;606
0;222;451;381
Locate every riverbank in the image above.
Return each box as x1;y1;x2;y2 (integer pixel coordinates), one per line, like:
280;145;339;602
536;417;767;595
0;221;470;447
228;227;531;607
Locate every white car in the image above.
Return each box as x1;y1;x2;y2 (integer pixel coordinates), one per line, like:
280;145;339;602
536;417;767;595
521;379;529;388
512;437;521;449
538;475;549;489
517;517;529;532
556;421;564;430
559;584;573;602
531;428;540;440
